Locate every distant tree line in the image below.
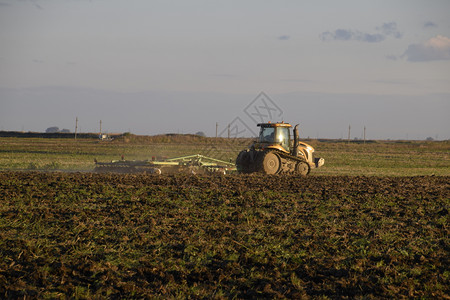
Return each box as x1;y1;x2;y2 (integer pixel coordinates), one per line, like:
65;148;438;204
46;127;70;133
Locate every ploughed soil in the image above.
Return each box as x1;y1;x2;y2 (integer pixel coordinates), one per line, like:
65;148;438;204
0;172;448;298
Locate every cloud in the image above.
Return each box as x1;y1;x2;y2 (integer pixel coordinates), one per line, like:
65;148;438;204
402;35;450;62
357;33;385;43
332;29;353;41
320;22;402;43
320;29;352;41
277;35;290;41
320;29;384;43
377;22;403;39
424;21;437;29
0;2;11;6
385;55;398;61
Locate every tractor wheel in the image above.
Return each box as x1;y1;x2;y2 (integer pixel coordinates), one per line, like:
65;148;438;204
295;161;310;176
259;151;281;174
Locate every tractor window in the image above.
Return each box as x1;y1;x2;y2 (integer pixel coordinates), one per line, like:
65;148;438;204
277;127;290;151
259;127;275;143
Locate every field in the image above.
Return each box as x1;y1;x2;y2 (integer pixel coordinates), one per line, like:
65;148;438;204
0;136;449;298
0;135;449;176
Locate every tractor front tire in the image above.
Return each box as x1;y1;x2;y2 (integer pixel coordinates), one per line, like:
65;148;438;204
295;161;310;176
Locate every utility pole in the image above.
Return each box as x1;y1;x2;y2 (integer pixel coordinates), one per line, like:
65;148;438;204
363;126;366;144
227;124;230;139
215;122;218;138
100;120;102;136
75;117;78;139
347;125;351;144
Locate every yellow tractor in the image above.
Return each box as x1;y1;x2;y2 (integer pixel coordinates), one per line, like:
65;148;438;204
236;122;324;175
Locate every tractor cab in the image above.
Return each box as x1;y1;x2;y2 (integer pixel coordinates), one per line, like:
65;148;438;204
257;122;292;153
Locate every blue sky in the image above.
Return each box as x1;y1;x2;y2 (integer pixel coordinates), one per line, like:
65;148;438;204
1;0;449;139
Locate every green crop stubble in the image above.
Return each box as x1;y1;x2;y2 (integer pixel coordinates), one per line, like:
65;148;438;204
0;137;449;175
313;140;450;176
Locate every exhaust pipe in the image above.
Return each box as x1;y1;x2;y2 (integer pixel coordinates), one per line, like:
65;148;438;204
292;124;299;156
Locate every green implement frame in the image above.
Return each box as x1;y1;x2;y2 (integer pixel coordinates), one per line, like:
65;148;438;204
94;154;236;174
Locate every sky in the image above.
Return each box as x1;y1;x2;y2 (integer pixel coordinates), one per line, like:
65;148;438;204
0;0;449;140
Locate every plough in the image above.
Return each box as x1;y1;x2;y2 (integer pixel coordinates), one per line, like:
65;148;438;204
94;154;236;174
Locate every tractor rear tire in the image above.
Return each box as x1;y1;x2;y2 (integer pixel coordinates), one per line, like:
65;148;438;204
258;151;281;174
236;150;250;173
295;161;310;176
